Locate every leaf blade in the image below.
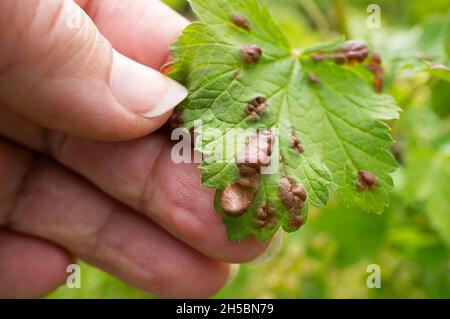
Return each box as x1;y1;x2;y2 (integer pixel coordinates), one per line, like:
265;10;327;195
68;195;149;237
171;0;400;241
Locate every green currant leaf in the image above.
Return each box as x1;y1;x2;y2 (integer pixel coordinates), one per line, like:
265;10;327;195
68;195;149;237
170;0;400;242
425;63;450;82
402;148;450;246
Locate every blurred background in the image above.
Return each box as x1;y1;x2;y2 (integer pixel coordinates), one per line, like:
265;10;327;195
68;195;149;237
48;0;450;299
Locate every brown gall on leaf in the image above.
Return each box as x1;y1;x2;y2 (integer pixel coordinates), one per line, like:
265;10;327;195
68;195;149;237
291;214;304;229
220;130;275;217
292;184;307;201
312;42;369;65
219;131;273;216
246;96;268;120
356;171;378;192
237;163;261;188
237;130;273;169
240;45;262;64
254;204;277;229
292;135;304;154
237;171;261;188
219;183;258;217
238;163;258;177
280;178;307;212
342;42;370;63
308;73;321;84
231;14;250;30
366;53;384;93
331;53;346;65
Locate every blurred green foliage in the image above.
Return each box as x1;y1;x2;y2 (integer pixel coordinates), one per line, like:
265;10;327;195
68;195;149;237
48;0;449;299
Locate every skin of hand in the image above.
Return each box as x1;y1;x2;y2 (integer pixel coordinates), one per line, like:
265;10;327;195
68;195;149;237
0;0;269;298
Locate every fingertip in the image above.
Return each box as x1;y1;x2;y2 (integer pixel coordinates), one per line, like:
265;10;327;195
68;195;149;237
160;260;231;299
0;231;72;298
110;50;187;119
142;79;187;118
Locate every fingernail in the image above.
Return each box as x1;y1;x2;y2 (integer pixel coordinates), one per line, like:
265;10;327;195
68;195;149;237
110;50;187;118
225;264;240;287
246;230;284;265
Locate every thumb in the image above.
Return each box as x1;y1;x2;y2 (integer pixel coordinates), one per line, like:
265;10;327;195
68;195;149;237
0;0;187;141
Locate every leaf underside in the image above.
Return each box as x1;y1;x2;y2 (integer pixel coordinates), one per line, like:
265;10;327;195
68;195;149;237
170;0;400;242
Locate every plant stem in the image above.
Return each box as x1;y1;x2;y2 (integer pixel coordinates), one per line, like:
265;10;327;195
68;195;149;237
298;0;331;33
333;0;350;39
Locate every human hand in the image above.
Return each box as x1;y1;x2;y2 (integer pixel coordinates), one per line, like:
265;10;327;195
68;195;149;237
0;0;269;298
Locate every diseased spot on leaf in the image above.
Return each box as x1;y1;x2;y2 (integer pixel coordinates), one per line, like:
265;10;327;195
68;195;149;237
254;204;277;229
238;172;261;188
342;42;370;63
219;183;258;216
238;163;258;177
308;73;320;84
312;42;369;65
237;163;261;188
292;135;304;154
312;53;330;62
356;171;378;192
292;184;307;201
280;177;307;212
246;96;268;120
240;45;262;64
230;14;250;30
291;214;304;229
237;130;273;168
219;130;276;217
334;54;346;65
254;219;265;228
219;131;275;217
232;69;241;79
366;53;384;93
